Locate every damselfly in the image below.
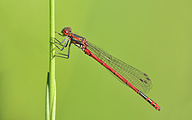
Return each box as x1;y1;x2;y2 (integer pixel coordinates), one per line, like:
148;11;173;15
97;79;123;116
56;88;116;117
51;27;161;111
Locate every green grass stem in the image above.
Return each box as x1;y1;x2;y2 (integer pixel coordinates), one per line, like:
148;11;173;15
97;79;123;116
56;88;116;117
46;0;56;120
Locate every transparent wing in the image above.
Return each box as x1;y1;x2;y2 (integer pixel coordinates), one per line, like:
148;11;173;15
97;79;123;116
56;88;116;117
86;41;152;94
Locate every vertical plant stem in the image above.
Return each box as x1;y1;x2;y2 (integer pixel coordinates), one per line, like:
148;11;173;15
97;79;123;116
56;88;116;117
46;0;56;120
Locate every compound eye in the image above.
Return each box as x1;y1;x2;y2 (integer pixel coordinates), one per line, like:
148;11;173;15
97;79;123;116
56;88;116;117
63;29;69;35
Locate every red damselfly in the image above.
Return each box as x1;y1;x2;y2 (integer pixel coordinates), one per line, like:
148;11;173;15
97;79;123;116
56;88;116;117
51;27;161;111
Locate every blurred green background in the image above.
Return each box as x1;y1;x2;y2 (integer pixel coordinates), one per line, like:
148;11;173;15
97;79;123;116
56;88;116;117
0;0;192;120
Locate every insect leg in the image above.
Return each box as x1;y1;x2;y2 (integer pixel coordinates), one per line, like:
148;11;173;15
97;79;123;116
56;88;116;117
55;31;63;36
50;38;69;51
54;41;72;59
